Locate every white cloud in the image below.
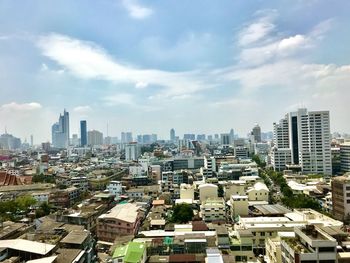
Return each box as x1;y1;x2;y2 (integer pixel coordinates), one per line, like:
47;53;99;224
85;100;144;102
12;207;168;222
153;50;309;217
73;105;92;114
37;33;212;99
103;93;134;106
122;0;153;19
135;81;148;89
1;102;42;111
238;9;277;46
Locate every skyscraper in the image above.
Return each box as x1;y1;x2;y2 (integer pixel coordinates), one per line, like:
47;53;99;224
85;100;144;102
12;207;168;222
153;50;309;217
251;124;261;143
271;108;331;175
88;130;103;146
170;128;175;142
52;109;70;148
80;120;87;146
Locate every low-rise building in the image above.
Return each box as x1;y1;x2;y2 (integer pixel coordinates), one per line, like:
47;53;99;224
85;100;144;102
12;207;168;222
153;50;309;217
280;225;337;263
247;182;269;202
200;198;226;222
97;203;142;242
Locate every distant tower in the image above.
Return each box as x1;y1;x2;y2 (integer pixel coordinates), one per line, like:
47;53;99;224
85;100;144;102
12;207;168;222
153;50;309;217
30;135;33;147
80;120;87;146
252;124;261;143
170;128;175;142
229;129;235;144
52;109;70;148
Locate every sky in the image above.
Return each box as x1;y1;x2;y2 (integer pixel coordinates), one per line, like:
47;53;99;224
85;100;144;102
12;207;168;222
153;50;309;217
0;0;350;143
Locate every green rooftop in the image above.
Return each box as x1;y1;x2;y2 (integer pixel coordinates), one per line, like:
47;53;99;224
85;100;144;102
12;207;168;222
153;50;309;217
113;242;146;263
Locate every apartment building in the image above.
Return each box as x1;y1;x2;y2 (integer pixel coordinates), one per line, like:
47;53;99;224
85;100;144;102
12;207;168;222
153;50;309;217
332;173;350;221
200;198;226;222
272;108;332;175
97;203;142;242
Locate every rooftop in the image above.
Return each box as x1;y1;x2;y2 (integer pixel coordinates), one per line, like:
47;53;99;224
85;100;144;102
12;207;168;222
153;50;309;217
0;239;55;255
99;203;140;223
60;230;89;245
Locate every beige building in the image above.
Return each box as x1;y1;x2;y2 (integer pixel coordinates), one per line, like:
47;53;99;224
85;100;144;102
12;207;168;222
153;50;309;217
200;198;226;222
230;195;249;219
180;183;195;200
224;181;246;200
332;173;350;221
230;229;256;263
247;182;269;202
265;232;295;263
198;183;218;203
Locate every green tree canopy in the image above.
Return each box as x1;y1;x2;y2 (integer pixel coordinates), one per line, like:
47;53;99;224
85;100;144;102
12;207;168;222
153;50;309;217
171;203;194;223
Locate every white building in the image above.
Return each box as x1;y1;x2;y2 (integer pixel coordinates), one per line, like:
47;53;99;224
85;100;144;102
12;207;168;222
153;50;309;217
272;109;332;175
107;181;123;198
198;184;218;203
125;143;141;161
280;225;337;263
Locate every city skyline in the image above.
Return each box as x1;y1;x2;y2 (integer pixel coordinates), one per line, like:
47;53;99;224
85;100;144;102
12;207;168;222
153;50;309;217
1;1;350;142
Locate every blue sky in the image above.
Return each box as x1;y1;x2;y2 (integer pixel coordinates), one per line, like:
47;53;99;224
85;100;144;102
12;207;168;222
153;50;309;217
0;0;350;143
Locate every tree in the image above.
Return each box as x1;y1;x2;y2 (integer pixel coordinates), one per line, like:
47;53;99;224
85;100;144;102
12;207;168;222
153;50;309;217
171;204;194;223
35;202;52;218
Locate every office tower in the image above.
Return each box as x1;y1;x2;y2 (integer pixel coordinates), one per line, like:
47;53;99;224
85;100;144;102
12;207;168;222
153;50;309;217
196;134;206;141
332;173;350;221
340;143;350;173
229;129;235;143
51;123;59;147
151;134;157;143
220;133;230;147
0;133;21;150
126;132;133;143
121;132;133;143
80;120;87;146
88;130;103;146
251;124;261;143
214;134;219;140
52;109;70;148
271;108;331;175
125;142;141;161
170;128;175;142
30;135;33;147
184;134;195;140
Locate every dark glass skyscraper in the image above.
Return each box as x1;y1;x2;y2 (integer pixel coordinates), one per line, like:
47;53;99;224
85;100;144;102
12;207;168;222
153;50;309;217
80;120;87;146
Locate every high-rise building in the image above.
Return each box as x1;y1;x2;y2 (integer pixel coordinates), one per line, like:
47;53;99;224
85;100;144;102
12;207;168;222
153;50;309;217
88;130;103;146
80;120;87;147
0;133;21;150
220;133;230;147
170;128;175;142
251;124;261;143
125;142;141;161
340;143;350;173
121;132;133;143
184;134;195;140
229;129;235;143
332;173;350;221
271;108;332;175
52;109;70;148
30;135;33;147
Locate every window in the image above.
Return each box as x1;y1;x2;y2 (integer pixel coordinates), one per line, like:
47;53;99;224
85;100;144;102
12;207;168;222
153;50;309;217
261;232;265;236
